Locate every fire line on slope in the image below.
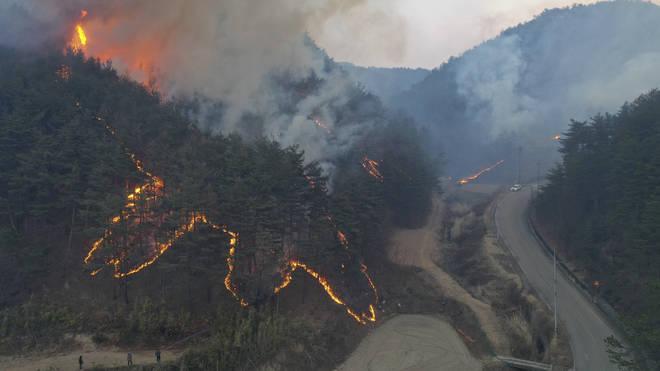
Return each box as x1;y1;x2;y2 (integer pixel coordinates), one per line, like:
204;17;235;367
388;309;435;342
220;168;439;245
69;15;379;323
456;160;505;186
80;106;378;325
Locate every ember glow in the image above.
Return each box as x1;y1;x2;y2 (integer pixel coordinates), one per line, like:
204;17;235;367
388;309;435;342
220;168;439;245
456;160;505;186
82;116;238;280
273;260;377;325
311;116;332;134
361;156;384;182
69;10;88;51
553;134;562;141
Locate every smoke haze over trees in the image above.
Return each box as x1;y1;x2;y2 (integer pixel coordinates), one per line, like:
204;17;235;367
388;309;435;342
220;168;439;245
391;1;660;176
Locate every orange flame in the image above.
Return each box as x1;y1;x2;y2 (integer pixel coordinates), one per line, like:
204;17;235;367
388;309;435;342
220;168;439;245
83;114;237;282
456;160;505;186
553;134;561;141
361;156;383;182
75;25;87;46
69;10;88;51
224;232;248;307
273;260;377;325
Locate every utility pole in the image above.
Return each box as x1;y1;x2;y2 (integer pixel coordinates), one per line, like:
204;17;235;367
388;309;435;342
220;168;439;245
517;146;523;184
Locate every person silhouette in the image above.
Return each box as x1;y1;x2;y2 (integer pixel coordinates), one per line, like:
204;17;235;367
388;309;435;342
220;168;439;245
78;355;83;370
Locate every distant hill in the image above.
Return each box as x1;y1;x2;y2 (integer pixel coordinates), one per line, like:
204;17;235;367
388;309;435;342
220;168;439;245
339;63;430;101
394;1;660;176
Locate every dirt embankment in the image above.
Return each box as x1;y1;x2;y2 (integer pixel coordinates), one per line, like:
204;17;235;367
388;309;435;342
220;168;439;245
388;196;510;355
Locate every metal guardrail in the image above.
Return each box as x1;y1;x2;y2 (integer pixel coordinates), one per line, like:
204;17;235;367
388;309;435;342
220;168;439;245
526;210;624;332
496;356;553;371
527;206;658;371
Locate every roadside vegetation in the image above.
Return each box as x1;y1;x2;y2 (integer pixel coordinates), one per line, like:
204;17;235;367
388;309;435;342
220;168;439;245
535;90;660;368
441;193;572;369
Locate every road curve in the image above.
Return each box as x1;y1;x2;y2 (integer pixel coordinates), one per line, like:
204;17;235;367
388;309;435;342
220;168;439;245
495;187;617;371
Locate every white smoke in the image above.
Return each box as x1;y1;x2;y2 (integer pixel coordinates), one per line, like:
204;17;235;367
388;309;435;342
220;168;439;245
0;0;386;178
454;2;660;141
456;35;538;138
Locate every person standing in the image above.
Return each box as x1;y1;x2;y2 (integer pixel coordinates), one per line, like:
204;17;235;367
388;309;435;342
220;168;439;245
127;352;133;366
78;355;83;370
155;349;161;364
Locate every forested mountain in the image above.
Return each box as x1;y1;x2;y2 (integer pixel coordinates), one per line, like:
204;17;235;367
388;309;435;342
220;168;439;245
535;90;660;364
0;45;437;364
394;1;660;176
338;63;429;101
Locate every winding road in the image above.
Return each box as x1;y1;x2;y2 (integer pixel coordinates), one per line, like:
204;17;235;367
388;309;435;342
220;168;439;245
495;187;618;371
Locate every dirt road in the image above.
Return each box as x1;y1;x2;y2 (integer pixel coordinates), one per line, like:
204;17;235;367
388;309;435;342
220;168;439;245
337;315;481;371
496;187;617;370
339;194;517;371
3;345;179;371
388;196;508;354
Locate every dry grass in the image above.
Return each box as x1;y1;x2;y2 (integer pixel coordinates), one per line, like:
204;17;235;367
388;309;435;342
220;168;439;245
439;195;573;368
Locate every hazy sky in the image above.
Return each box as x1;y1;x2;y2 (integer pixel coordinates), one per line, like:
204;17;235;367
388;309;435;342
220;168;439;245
312;0;651;68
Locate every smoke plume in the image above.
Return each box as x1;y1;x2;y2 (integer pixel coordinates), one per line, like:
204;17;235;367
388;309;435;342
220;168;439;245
0;0;387;178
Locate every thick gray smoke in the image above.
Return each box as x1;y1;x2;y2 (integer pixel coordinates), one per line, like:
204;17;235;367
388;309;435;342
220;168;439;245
455;2;660;139
455;35;537;138
0;0;387;178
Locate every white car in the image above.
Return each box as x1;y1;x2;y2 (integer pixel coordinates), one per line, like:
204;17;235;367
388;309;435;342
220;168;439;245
510;184;522;192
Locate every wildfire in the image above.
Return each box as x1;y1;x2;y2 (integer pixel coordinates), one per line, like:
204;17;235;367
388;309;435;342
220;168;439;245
273;260;377;325
361;156;384;182
224;232;248;307
310;116;332;134
56;65;72;81
456;160;505;186
553;134;562;141
83;115;237;281
81;93;378;326
337;230;349;249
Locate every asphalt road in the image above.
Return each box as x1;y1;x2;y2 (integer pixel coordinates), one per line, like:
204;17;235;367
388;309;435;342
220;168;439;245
495;187;618;371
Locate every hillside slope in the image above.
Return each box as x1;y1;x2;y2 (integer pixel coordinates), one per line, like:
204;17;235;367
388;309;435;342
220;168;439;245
339;63;430;101
395;1;660;175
